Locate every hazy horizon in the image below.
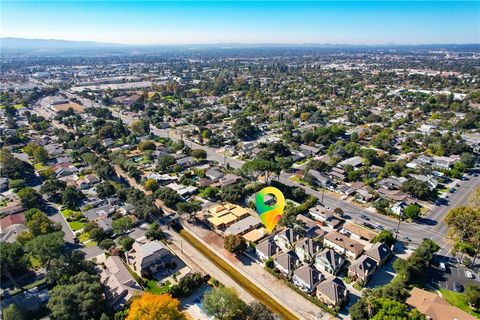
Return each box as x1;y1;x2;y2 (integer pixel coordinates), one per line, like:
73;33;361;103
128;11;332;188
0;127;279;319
1;1;479;45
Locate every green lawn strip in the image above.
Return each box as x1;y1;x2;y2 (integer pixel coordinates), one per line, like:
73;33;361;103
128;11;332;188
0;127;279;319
78;232;90;243
440;289;480;318
145;279;171;294
34;163;46;170
69;220;85;231
179;228;300;320
84;241;98;248
7;277;47;297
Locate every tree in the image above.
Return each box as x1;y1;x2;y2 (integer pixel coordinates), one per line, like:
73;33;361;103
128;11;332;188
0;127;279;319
445;207;480;243
232;116;258;140
404;204;421;220
130;119;148;136
170;273;204;298
46;250;95;285
145;222;164;240
112;216;133;235
157;154;176;172
224;234;247;254
47;272;104;320
61;186;83;209
26;231;65;267
96;181;116;198
99;239;116;250
176;201;201;214
0;148;34;179
118;236;135;251
191;149;207;160
373;230;395;246
17;187;43;209
40;179;66;200
370;298;425;320
127;293;184;320
143;178;159;192
203;286;247;320
401;179;431;200
241;159;280;183
0;242;30;287
245;302;275;320
155;187;183;208
27;211;61;236
137;140;156;151
8;179;25;190
220;183;246;203
466;284;480;310
33;146;49;164
2;304;26;320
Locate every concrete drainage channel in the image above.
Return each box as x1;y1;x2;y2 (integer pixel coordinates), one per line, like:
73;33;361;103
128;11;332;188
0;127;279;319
178;228;300;320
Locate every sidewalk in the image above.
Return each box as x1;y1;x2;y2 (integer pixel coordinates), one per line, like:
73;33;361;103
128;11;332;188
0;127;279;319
182;221;334;320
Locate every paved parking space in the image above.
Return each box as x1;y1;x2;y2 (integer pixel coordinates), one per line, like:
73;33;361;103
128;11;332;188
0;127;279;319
427;262;480;292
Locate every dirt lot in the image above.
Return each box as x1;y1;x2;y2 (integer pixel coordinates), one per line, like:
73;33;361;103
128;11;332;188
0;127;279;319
53;102;85;113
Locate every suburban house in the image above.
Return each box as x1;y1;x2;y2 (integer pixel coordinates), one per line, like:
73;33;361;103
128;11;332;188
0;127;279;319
225;215;262;236
274;228;303;250
274;250;300;276
365;243;392;266
316;277;349;308
205;203;251;231
315;248;344;275
348;255;378;284
391;201;408;215
338;156;364;170
295;238;321;262
292;265;323;293
342;222;378;242
323;231;365;260
308;205;342;229
126;239;174;277
99;255;142;310
406;287;476;320
0;212;27;243
256;237;281;262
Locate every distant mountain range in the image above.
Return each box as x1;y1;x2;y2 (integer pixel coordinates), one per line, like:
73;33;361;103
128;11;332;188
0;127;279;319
1;37;479;56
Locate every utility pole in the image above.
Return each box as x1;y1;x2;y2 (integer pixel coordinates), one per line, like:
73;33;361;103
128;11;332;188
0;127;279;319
394;211;404;252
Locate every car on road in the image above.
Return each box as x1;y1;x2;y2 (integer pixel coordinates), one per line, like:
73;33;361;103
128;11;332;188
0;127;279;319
363;222;375;229
360;214;370;220
449;188;456;193
402;235;412;242
375;224;384;230
388;227;397;232
453;282;464;292
465;270;474;279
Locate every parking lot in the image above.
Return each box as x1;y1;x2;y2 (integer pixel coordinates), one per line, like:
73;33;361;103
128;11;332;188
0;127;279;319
427;260;480;292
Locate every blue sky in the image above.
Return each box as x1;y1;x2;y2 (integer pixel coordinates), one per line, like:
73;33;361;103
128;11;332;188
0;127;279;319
1;1;479;44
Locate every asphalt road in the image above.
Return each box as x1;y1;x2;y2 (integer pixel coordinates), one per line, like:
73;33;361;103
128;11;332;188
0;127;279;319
62;91;480;254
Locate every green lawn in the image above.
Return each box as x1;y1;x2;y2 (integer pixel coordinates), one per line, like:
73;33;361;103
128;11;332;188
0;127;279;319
440;289;480;318
84;240;98;248
78;232;90;243
34;163;46;170
61;209;77;218
69;220;85;231
145;279;171;294
28;254;42;269
0;104;23;110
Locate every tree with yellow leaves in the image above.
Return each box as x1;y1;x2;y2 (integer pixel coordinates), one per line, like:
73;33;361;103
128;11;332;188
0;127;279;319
126;293;185;320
